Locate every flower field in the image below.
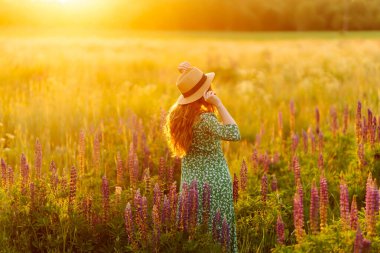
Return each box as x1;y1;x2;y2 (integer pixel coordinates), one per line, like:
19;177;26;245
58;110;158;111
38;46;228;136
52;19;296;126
0;32;380;252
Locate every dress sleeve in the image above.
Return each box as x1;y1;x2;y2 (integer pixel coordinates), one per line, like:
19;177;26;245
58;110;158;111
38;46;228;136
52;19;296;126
202;113;241;141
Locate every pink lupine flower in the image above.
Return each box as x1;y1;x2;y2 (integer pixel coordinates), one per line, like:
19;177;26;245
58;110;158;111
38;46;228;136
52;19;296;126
339;179;350;229
365;173;377;236
315;107;320;135
291;133;299;156
21;154;29;195
351;195;358;230
180;182;189;232
233;173;239;203
362;117;368;143
251;147;258;171
161;195;170;231
158;157;166;187
202;182;211;228
271;174;278;192
302;129;308;154
140;196;148;242
7;165;13;189
213;208;221;242
367;109;373;136
292;155;301;183
34;138;42;180
310;179;319;234
320;175;328;231
152;204;161;252
189;179;199;232
221;215;230;251
356;101;362;144
167;166;174;186
318;131;324;154
293;192;305;243
357;142;366;167
68;166;77;214
101;175;110;222
169;181;178;226
261;173;268;203
153;182;162;211
276;214;285;244
330;106;338;138
128;144;138;189
1;158;6;188
116;151;124;187
143;167;151;195
124;202;134;244
296;178;304;211
240;159;248;192
93;131;101;174
362;238;371;253
354;226;363;253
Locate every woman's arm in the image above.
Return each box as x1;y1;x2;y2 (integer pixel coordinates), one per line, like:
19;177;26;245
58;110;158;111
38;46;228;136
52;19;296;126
216;102;236;125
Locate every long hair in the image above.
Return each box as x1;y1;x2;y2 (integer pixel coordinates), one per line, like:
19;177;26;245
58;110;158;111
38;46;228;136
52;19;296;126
164;95;217;158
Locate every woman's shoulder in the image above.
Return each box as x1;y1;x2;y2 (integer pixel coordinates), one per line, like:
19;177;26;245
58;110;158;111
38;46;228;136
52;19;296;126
200;112;217;118
193;112;217;128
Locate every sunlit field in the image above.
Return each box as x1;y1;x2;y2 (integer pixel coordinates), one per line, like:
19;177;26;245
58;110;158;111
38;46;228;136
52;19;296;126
1;31;380;252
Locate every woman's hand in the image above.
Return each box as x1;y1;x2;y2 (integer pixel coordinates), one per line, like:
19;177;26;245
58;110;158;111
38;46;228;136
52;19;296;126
203;90;222;107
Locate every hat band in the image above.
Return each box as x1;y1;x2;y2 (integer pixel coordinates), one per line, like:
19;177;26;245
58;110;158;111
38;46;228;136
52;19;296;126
182;74;207;98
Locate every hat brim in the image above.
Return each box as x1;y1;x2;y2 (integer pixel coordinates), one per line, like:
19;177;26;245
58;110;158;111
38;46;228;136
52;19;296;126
176;72;215;105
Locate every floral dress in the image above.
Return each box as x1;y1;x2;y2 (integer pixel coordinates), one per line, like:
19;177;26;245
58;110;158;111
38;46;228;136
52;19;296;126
177;112;241;253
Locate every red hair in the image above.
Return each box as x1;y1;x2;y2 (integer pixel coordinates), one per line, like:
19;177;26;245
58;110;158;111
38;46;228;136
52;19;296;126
164;96;216;158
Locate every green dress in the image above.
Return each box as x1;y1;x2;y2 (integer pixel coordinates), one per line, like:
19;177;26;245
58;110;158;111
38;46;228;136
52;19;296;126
177;112;241;253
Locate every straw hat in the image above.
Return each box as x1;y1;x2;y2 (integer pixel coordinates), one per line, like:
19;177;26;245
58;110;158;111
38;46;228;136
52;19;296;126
175;61;215;105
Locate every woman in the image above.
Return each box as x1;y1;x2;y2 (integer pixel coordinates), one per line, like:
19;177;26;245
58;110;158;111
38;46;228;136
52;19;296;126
164;61;240;253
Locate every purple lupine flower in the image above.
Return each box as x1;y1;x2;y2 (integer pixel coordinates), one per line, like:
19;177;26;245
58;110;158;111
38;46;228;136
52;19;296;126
251;147;258;171
124;202;134;244
293;192;305;243
101;175;110;222
309;130;316;154
365;173;377;236
212;208;221;242
189;179;199;232
276;214;285;244
21;154;29;195
202;182;211;228
180;182;189;232
68;166;77;214
143;167;151;195
351;195;358;230
261;173;268;203
367;109;373;136
153;182;162;211
354;226;363;253
343;104;348;134
161;195;171;232
356;101;362;144
34;138;42;180
339;179;350;229
310;179;319;234
1;158;7;188
169;181;178;225
296;178;304;211
362;117;368;143
177;193;183;230
292;155;301;183
221;215;230;250
320;175;328;231
93;131;101;173
128;144;138;189
315;107;320;135
240;159;248;192
263;151;270;173
158;157;166;187
233;173;239;203
167;166;174;186
140;196;148;243
370;117;377;148
7;165;13;189
271;174;278;192
357;142;366;167
330;106;338;138
291;133;299;156
302;129;308;154
152;204;161;252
